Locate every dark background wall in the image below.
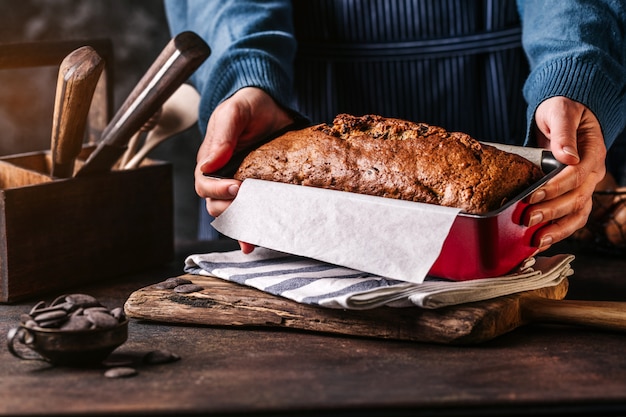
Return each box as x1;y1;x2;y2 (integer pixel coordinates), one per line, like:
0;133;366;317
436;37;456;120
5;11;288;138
0;0;201;241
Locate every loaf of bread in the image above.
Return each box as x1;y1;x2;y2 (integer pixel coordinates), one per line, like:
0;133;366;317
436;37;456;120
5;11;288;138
234;114;544;214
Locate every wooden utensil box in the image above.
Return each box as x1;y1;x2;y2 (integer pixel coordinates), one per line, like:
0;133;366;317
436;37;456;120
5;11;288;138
0;147;174;302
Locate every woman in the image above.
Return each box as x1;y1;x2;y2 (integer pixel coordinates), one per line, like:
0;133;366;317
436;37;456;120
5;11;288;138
165;0;625;252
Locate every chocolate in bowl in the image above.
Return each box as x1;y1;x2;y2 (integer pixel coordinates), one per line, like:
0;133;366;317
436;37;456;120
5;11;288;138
7;293;128;367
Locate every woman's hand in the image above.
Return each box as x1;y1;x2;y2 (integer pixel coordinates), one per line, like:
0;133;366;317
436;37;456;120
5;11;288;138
525;96;607;251
195;87;294;253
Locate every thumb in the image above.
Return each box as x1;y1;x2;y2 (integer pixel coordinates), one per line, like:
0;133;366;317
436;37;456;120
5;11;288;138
549;128;581;165
197;115;243;175
198;142;235;175
534;98;582;165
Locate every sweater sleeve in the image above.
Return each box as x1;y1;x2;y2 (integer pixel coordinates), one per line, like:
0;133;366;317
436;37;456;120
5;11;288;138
517;0;626;148
163;0;297;135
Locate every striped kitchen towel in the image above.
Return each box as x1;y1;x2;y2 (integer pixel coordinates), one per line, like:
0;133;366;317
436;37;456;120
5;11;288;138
184;248;574;310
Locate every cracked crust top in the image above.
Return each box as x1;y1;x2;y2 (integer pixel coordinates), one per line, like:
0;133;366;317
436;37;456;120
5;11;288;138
235;114;543;214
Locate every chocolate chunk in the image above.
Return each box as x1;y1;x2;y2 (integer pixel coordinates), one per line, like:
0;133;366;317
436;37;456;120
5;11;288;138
31;302;74;314
104;367;138;378
154;281;179;290
173;284;204;294
84;306;109;314
20;313;33;324
23;320;38;329
154;277;193;290
165;277;192;285
85;311;119;329
65;294;101;308
60;315;92;331
37;318;67;328
29;301;46;315
109;307;126;322
50;294;69;306
33;309;68;323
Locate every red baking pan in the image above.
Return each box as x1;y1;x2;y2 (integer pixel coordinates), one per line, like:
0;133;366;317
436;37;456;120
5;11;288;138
213;136;565;282
429;148;565;280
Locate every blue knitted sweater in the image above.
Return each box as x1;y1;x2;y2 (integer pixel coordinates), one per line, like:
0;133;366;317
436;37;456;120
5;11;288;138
165;0;626;148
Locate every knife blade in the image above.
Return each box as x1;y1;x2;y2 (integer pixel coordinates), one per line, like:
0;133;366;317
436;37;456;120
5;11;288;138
76;31;210;177
482;142;563;173
50;46;104;178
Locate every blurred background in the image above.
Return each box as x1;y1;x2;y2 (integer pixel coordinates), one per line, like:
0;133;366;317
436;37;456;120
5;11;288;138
0;0;201;241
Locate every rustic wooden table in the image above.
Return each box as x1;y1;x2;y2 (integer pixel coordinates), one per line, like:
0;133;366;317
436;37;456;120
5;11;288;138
1;239;625;417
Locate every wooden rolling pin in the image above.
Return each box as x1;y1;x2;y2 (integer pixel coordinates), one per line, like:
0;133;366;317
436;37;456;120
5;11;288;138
521;297;626;332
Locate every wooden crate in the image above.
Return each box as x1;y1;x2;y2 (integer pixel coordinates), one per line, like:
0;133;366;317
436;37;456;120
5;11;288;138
0;148;173;302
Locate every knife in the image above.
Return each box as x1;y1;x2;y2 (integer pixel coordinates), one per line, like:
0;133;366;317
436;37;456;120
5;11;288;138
76;31;210;177
50;46;104;178
482;142;563;173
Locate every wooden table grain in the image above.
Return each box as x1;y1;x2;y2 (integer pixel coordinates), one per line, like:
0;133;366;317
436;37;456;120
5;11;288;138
1;239;625;417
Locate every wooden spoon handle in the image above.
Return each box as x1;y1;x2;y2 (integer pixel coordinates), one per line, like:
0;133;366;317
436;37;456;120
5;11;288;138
123;133;157;170
118;108;162;168
522;297;626;332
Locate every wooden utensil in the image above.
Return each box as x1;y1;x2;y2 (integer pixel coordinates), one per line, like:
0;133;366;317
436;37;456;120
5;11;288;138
123;274;626;344
118;109;162;169
123;83;200;170
76;31;210;177
521;297;626;332
50;46;104;178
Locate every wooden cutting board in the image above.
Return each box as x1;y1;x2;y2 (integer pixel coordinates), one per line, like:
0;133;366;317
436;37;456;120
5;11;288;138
124;274;582;344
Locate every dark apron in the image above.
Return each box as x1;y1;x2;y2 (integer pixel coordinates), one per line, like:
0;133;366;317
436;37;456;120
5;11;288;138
292;0;528;145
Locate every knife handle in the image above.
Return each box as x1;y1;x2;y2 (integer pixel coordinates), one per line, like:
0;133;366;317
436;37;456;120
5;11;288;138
102;32;211;147
51;46;104;178
79;32;210;177
101;31;209;146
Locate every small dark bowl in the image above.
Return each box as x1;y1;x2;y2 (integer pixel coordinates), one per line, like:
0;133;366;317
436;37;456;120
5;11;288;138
7;320;128;367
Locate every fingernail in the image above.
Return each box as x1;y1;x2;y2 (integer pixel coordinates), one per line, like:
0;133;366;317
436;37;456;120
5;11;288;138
200;161;212;174
562;146;580;161
539;235;553;248
228;184;239;197
528;211;543;227
530;189;546;204
203;175;226;179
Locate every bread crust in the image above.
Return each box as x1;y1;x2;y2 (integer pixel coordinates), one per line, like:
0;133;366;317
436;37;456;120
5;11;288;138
235;114;543;214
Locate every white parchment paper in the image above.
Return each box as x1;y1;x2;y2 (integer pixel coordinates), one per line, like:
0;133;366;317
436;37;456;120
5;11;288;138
212;179;460;284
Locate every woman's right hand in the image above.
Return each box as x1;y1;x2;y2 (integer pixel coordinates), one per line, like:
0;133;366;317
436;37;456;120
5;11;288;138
195;87;294;253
